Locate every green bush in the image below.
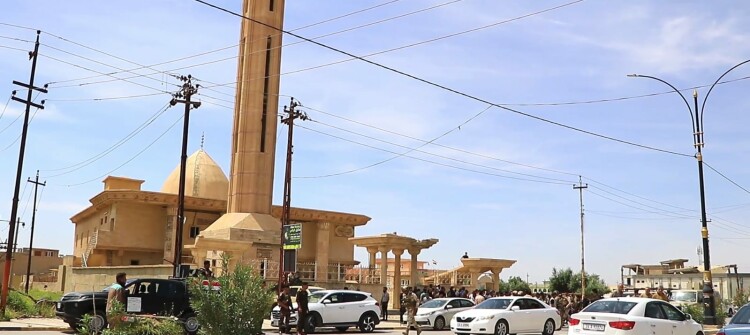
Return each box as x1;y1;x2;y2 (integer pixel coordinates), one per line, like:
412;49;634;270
683;302;727;327
189;257;275;335
7;291;36;316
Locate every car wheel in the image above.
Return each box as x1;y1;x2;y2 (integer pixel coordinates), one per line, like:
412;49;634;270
433;316;446;330
182;313;200;335
336;326;349;332
358;313;377;333
303;314;318;334
542;319;555;335
494;320;508;335
84;310;107;333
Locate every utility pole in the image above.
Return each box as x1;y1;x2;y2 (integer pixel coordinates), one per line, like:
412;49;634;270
278;98;308;291
1;30;47;315
574;176;588;300
169;75;201;278
25;170;45;293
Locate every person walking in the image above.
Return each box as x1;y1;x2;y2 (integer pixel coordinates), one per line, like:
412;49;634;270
106;272;127;328
296;282;309;335
380;287;390;321
278;285;292;334
402;287;421;335
399;288;406;324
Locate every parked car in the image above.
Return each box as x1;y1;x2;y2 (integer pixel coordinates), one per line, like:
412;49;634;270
569;297;703;335
718;302;750;334
449;297;560;335
56;278;202;334
405;298;475;330
271;290;381;333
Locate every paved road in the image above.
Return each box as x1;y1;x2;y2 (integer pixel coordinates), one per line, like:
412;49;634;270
0;328;571;335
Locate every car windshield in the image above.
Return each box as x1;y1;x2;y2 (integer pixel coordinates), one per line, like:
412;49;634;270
731;306;750;324
582;300;637;314
308;292;327;303
475;299;512;310
420;300;447;308
671;292;698;303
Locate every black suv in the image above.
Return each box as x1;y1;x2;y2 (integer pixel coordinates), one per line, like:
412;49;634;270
56;278;200;334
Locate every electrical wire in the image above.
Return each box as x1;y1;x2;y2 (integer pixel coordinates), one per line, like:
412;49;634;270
0;107;40;153
295;123;573;185
298;104;581;177
19;183;34;221
45;92;165;102
296;105;494;178
306;118;576;183
704;161;750;195
36;0;403;86
47;0;463;93
0;95;12;124
40;103;172;177
197;0;696;158
57;113;185;187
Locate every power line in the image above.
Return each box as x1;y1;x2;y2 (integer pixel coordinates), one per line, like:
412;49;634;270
587;190;693;219
41;103;172;177
295;123;573;185
197;0;694;158
703;161;750;195
45;92;165;102
0;95;12;124
298;104;580;177
46;0;462;92
55;113;184;187
0;107;41;153
298;104;493;178
32;0;403;86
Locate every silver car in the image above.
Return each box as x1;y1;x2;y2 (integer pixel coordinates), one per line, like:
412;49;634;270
406;298;475;330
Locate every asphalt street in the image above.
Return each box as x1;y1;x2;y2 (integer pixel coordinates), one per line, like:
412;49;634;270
0;328;571;335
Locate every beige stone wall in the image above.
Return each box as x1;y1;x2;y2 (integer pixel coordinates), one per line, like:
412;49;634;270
98;202;166;251
59;265;173;293
0;252;63;283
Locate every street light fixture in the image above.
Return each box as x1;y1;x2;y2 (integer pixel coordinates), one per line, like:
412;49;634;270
628;58;750;325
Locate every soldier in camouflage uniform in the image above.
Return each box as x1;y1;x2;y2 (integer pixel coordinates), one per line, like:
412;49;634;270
402;287;421;335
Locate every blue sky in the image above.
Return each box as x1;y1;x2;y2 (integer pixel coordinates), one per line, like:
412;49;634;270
2;0;750;285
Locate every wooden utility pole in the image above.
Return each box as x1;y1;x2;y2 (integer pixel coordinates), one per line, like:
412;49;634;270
574;176;588;300
1;30;47;315
278;97;307;291
169;75;201;278
25;170;45;293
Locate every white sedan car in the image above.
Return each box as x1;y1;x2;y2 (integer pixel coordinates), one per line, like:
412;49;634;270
569;297;703;335
450;297;561;335
408;298;475;330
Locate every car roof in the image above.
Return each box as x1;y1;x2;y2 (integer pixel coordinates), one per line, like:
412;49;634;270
316;290;372;295
290;285;325;289
594;297;662;303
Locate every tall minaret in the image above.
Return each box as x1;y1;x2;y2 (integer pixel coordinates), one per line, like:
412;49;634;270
228;0;286;214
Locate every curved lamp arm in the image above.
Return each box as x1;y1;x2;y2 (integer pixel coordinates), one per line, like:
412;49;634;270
700;59;750;128
627;74;697;139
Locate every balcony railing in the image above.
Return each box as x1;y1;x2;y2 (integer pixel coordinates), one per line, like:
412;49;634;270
238;259;356;283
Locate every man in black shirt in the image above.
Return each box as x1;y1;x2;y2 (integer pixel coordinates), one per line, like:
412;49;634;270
296;282;309;335
278;285;292;334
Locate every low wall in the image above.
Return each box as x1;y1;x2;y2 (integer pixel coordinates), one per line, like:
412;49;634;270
59;264;173;293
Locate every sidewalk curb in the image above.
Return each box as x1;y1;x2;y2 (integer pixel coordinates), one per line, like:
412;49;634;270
0;326;70;331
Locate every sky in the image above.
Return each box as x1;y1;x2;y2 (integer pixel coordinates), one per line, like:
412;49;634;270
1;0;750;286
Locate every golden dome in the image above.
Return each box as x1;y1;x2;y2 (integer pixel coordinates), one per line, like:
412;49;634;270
161;149;228;201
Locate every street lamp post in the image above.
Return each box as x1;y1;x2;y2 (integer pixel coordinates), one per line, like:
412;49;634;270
628;58;750;325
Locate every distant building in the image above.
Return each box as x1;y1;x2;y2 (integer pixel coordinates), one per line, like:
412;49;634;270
621;259;748;302
0;247;63;287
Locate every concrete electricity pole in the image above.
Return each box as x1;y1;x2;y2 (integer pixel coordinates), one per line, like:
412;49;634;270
574;176;588;300
1;30;47;315
25;170;45;293
278;98;308;290
169;75;201;278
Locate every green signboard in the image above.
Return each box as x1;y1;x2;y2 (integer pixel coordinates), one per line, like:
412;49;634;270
283;224;302;250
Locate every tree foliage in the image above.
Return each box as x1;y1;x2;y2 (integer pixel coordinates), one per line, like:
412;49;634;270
506;276;531;293
549;268;609;296
189;257;275;335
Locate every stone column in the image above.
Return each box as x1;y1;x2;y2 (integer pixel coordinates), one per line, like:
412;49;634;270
316;223;331;283
367;247;378;268
469;268;480;289
393;249;404;290
379;247;389;287
491;269;500;292
409;248;421;287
